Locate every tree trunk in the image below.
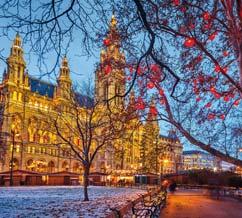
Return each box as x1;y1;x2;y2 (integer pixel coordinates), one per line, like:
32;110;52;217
83;166;90;201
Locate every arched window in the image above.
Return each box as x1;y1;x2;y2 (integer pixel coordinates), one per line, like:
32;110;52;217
48;161;55;173
34;133;40;143
62;161;69;171
26;159;34;171
10;158;19;170
43;133;50;144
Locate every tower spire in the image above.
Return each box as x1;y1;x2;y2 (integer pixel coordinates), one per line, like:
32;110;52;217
55;56;72;100
95;15;126;108
6;33;28;87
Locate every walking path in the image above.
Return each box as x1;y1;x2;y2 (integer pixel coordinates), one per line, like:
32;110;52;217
160;189;242;218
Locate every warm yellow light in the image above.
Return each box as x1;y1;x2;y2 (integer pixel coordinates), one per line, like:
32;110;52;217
163;159;169;163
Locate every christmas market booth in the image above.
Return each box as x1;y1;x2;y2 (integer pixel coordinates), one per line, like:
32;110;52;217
0;170;43;186
46;171;80;185
89;172;108;186
106;170;135;186
134;173;159;185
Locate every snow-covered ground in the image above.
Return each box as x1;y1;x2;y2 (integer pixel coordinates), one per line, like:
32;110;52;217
0;186;146;218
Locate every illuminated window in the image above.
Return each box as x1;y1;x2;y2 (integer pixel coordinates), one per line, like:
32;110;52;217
32;147;35;154
13;91;17;101
16;145;20;153
18;92;22;101
27;146;31;153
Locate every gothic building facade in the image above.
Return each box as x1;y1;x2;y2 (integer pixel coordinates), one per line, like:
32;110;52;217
0;16;182;178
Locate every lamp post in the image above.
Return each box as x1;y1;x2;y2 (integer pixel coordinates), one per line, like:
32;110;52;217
9;125;19;186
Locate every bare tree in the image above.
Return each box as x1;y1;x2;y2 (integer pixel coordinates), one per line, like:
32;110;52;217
43;80;128;201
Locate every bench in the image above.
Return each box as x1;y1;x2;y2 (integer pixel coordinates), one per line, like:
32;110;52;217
131;191;167;218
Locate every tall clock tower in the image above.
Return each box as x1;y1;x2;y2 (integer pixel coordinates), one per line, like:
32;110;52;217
95;15;126;108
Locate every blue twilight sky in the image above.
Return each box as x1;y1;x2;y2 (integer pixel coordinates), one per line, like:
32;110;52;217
0;32;99;84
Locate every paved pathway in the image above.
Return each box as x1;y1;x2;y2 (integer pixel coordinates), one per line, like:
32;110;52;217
160;189;242;218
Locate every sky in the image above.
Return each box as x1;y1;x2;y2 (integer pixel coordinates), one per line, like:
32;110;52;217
0;32;99;84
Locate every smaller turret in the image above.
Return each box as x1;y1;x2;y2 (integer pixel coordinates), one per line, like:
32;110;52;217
6;33;28;88
55;56;72;100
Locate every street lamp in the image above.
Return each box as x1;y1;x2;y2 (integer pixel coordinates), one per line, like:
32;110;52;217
9;124;20;186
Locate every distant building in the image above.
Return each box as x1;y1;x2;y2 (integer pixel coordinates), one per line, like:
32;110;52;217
159;131;183;174
221;161;236;172
183;150;221;171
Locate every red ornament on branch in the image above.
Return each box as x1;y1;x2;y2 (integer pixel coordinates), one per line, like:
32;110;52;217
220;114;225;120
103;38;110;46
129;66;134;73
180;7;187;13
210;86;216;93
150;106;158;116
203;22;212;30
136;97;145;110
137;66;143;75
203;12;211;21
223;95;230;102
151;64;160;73
223;51;228;57
209;31;218;41
147;82;155;89
205;102;212;108
184;37;196;48
214;65;221;73
172;0;180;6
213;92;221;99
159;88;164;96
222;67;228;74
208;113;215;120
104;65;112;75
234;99;240;106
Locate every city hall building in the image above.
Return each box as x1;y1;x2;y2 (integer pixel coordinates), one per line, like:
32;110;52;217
0;16;183;184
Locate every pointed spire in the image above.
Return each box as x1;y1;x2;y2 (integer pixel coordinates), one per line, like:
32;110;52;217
110;14;117;30
13;32;22;47
55;56;72;100
62;55;69;68
9;33;24;58
58;56;71;81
